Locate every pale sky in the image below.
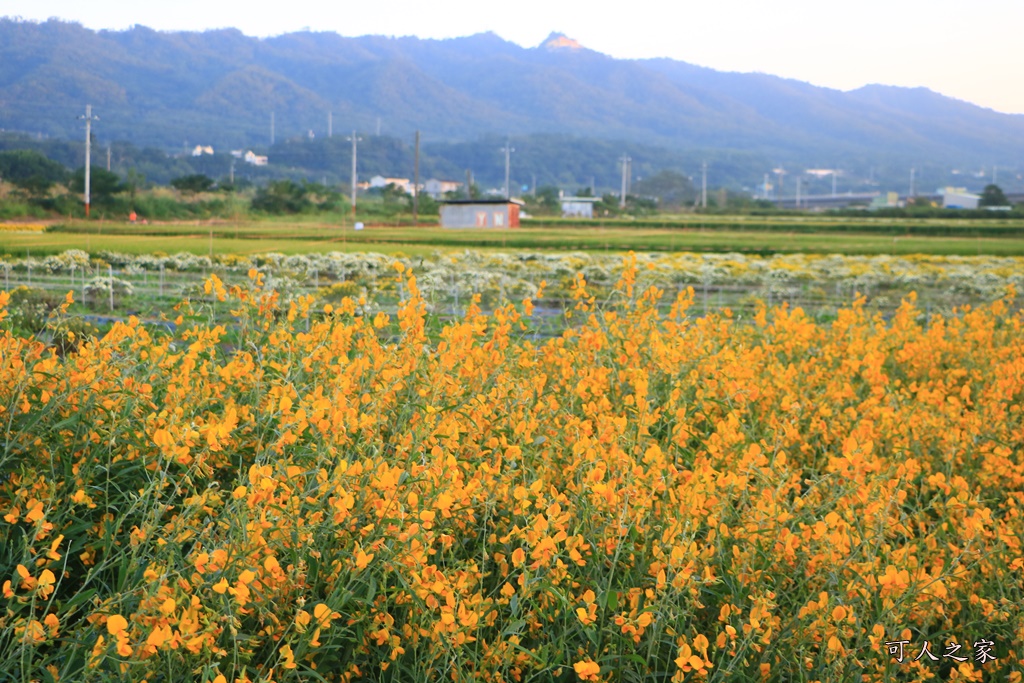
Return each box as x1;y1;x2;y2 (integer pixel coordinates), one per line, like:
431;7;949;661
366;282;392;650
6;0;1024;114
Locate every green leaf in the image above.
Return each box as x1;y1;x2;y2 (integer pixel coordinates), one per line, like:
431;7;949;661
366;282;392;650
501;619;526;637
61;587;97;613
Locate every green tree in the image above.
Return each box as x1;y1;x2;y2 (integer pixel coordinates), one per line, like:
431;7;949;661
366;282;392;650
68;166;126;204
125;169;146;205
0;149;69;184
380;183;410;204
442;183;483;200
14;175;57;199
0;149;69;198
415;193;439;216
979;184;1009;207
523;185;560;215
595;193;620;216
251;180;312;214
170;173;215;195
631;169;696;208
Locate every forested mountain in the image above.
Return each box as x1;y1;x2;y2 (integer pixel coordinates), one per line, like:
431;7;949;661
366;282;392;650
1;18;1022;191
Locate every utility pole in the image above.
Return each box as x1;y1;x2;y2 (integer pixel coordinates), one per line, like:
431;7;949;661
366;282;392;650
795;177;802;209
271;111;275;145
413;130;420;226
500;138;514;199
619;153;631;208
229;160;235;185
590;176;595;197
701;161;707;209
348;130;362;219
328;111;332;138
106;144;111;172
909;167;916;198
465;169;473;199
78;104;98;217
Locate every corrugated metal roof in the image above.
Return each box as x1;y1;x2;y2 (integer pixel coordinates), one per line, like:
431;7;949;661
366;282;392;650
439;199;525;206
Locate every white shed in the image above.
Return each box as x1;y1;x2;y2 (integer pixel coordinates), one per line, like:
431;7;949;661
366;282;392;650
560;196;599;218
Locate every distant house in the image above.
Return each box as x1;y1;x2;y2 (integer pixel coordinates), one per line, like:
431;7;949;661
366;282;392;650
191;145;214;157
423;178;463;199
868;192;901;210
243;151;268;166
440;199;523;229
941;187;980;209
369;175;414;194
560;196;599;218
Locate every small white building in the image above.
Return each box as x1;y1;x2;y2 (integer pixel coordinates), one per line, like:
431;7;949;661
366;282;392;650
941;187;980;210
868;192;901;210
423;178;463;199
560;196;599;218
369;175;414;194
191;145;214;157
243;151;268;166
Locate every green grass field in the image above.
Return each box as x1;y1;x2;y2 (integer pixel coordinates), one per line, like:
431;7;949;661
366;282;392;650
528;212;1024;236
2;214;1023;256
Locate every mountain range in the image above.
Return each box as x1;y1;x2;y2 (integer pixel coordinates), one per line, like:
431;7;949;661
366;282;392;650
1;18;1022;192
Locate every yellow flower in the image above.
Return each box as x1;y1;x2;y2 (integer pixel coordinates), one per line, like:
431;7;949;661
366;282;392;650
573;660;601;680
280;643;297;669
106;614;128;636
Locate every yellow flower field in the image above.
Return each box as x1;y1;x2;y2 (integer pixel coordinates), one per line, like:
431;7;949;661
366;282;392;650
1;255;1022;682
0;222;46;232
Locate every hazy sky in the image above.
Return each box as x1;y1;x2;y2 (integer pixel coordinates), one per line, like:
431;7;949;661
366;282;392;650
7;0;1024;114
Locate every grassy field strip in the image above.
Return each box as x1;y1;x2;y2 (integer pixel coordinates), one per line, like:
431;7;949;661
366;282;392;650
5;224;1024;255
526;215;1024;234
0;232;450;256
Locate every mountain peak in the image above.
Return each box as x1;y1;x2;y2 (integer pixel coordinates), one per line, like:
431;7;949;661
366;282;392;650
541;32;583;51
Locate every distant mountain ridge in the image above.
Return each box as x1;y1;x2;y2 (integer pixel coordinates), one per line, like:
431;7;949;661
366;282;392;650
1;18;1022;184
